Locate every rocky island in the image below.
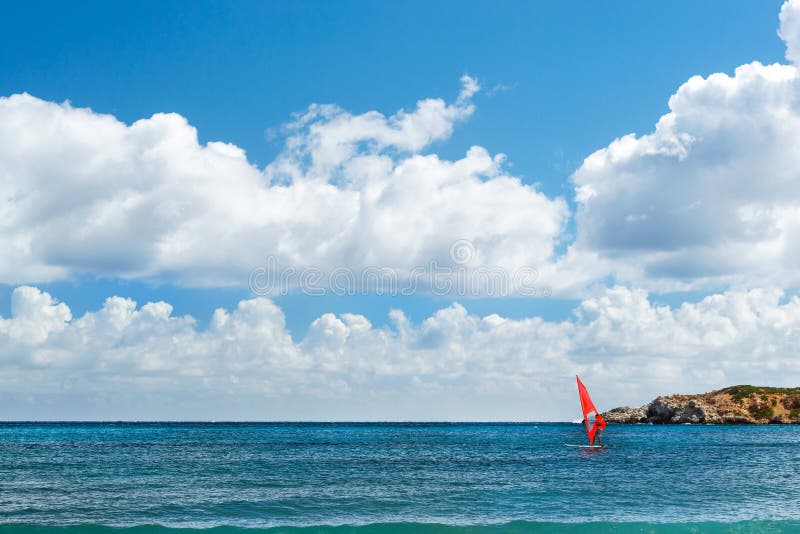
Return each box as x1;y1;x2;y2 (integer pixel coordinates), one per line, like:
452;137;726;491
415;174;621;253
604;385;800;424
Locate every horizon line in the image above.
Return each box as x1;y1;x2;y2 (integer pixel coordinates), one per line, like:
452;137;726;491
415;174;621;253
0;420;575;424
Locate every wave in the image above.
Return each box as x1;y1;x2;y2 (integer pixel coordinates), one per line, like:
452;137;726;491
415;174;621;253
1;522;799;534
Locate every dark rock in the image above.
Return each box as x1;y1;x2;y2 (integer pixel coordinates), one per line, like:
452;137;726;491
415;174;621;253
603;405;647;424
645;397;721;424
781;395;800;410
675;400;718;424
646;396;678;424
721;415;753;424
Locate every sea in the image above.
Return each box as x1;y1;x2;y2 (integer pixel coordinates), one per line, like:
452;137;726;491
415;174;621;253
1;422;799;533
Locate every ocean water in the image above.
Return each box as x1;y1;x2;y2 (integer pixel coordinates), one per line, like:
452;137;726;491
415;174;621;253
1;423;800;533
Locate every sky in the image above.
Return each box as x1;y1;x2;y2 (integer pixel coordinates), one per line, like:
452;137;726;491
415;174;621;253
1;0;799;420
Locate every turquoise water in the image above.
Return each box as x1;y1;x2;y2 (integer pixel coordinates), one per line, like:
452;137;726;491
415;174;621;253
2;423;800;532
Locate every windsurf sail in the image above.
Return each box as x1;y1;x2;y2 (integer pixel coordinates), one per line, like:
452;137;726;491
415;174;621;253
576;375;606;444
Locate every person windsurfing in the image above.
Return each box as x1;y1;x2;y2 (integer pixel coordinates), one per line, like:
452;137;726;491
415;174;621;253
592;413;607;446
576;375;606;447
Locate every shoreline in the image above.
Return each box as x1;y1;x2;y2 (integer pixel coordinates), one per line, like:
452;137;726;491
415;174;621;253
604;385;800;425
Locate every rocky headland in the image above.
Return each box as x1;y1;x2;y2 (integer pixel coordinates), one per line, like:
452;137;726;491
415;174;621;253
604;385;800;424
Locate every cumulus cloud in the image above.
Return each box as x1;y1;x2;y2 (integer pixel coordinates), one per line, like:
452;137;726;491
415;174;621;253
9;0;800;298
0;77;567;290
2;286;799;420
7;0;800;420
7;2;800;299
780;0;800;64
570;11;800;290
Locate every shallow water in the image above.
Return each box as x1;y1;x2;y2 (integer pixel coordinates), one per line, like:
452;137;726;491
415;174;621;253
1;423;799;531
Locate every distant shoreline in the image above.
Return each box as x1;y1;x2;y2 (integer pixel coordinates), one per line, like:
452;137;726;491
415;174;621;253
0;420;577;426
604;385;800;425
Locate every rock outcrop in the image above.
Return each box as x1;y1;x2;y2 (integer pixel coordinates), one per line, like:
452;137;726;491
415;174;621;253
603;405;647;424
604;385;800;425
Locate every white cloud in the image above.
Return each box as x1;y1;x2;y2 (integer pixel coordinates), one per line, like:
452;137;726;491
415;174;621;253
780;0;800;64
2;286;799;420
8;0;800;298
571;52;800;290
6;3;800;299
6;0;800;420
0;77;568;290
0;286;71;344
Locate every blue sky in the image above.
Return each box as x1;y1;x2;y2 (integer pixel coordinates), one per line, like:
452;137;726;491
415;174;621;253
0;0;786;332
2;0;800;419
3;1;785;183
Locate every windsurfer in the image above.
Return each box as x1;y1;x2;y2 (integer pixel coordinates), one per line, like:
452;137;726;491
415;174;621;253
591;413;607;446
576;376;607;447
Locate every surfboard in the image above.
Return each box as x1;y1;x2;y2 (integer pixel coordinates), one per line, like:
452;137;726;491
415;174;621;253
564;444;605;448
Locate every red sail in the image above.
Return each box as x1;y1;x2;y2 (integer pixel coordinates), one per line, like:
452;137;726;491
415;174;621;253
576;375;605;444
